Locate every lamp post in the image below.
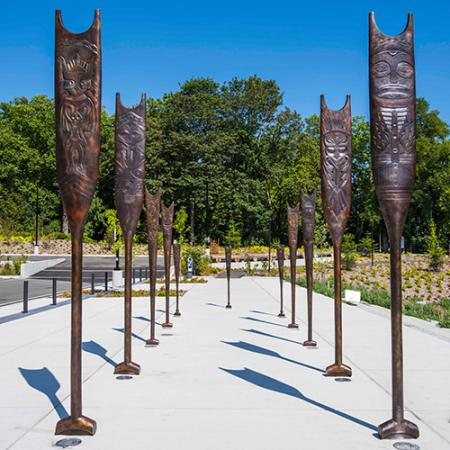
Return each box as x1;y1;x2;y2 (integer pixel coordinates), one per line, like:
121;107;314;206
34;183;39;255
225;246;232;309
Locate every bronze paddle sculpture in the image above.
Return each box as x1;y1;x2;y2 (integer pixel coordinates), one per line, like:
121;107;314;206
114;93;146;375
276;246;285;317
369;12;419;440
287;204;300;328
162;202;175;328
145;190;161;346
54;9;100;436
225;246;232;309
173;243;182;316
320;95;352;377
301;190;317;347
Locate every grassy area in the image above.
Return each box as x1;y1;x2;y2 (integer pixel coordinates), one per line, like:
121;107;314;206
96;287;186;298
0;255;27;275
290;275;450;328
144;277;208;284
312;253;449;302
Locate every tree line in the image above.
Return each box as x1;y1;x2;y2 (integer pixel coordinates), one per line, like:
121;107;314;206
0;76;448;252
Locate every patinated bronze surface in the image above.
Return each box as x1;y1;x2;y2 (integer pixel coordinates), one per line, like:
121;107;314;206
301;190;317;347
144;190;161;345
173;243;181;316
161;202;174;327
320;95;352;377
370;12;419;440
54;9;100;436
276;246;285;317
225;246;232;308
114;93;146;375
287;204;299;328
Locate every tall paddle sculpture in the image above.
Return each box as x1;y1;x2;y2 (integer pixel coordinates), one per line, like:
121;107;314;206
161;202;175;328
145;190;161;346
276;246;285;317
54;9;100;435
320;95;352;377
225;246;232;309
301;190;317;347
173;243;182;316
114;93;146;375
369;12;419;439
287;204;300;329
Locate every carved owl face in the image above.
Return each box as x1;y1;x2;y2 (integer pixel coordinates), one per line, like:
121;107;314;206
324;131;349;158
371;49;414;100
116;111;146;147
61;45;95;97
302;207;315;223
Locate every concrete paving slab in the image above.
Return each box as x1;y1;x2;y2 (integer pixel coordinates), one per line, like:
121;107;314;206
0;276;448;449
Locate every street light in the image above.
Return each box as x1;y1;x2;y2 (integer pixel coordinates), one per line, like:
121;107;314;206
34;182;39;255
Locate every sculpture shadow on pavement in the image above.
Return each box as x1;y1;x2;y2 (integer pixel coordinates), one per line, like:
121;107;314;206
82;340;117;367
241;328;303;346
250;309;280;317
220;367;377;432
240;316;287;328
206;302;226;308
134;315;162;326
112;328;146;343
19;367;68;420
222;340;324;374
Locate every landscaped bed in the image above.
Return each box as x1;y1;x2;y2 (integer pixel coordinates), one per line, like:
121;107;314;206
286;253;450;328
96;287;186;298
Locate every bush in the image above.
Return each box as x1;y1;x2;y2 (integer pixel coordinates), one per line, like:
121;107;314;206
359;233;375;256
0;255;27;275
224;220;241;248
427;221;445;271
43;231;70;240
173;207;190;244
342;234;357;270
181;245;210;276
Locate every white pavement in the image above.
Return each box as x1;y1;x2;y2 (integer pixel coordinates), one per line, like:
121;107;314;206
0;277;449;449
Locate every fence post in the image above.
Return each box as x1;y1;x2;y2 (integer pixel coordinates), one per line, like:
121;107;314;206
52;278;57;305
91;273;95;294
133;268;136;284
139;267;142;282
104;271;108;292
23;280;29;313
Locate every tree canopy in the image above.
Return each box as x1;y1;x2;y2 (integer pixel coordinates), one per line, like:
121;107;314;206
0;77;448;252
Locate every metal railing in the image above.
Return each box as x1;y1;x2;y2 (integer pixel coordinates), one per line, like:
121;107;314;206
21;267;150;314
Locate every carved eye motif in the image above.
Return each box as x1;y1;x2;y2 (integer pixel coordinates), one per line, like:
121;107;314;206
79;79;92;90
324;131;348;152
63;79;76;90
373;61;390;77
397;62;413;78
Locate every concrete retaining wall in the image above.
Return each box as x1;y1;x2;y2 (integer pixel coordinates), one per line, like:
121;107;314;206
20;258;65;278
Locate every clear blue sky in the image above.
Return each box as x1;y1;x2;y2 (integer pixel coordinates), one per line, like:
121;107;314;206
1;0;449;122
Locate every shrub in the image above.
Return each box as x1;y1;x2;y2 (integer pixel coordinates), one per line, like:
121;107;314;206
173;207;190;244
0;255;27;275
427;221;445;271
359;233;375;256
224;220;241;248
342;234;357;270
181;245;210;275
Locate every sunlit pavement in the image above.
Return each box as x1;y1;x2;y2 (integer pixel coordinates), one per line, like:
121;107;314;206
0;276;449;449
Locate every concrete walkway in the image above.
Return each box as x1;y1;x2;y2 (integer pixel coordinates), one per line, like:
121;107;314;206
0;277;448;449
